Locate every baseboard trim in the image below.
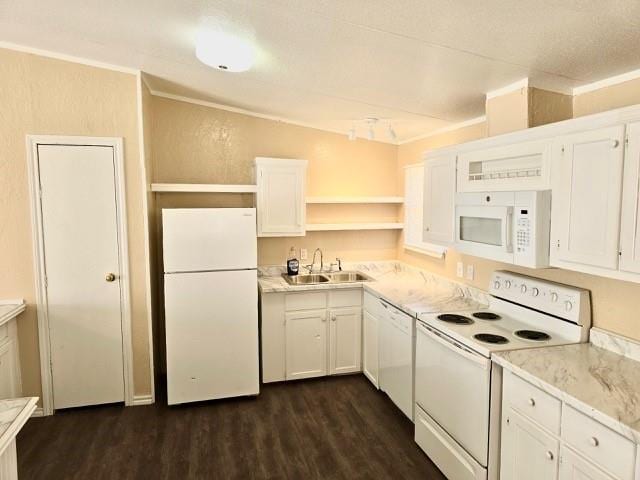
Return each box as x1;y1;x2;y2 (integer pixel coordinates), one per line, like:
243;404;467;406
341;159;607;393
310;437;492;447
31;407;44;418
132;394;154;406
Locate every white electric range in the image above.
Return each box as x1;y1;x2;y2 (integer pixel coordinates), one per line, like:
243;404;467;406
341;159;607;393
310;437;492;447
414;270;591;480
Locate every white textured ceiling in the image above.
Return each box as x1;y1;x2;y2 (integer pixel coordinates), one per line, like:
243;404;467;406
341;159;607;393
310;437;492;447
1;0;639;142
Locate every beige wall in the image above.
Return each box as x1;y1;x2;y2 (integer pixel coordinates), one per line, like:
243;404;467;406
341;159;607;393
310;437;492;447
574;77;640;117
150;96;401;266
486;87;573;136
486;88;529;136
0;48;152;400
398;82;640;342
529;87;573;127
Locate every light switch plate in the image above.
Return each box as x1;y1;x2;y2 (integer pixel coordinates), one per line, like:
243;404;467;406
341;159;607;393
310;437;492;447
300;248;308;260
466;264;475;281
456;262;464;278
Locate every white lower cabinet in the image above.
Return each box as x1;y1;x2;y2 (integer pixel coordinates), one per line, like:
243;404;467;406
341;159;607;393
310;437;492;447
260;288;362;382
501;408;559;480
362;310;379;387
329;307;361;375
559;446;616;480
501;370;638;480
285;309;327;380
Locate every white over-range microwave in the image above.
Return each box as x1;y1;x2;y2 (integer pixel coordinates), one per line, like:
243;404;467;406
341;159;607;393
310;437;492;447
455;190;551;267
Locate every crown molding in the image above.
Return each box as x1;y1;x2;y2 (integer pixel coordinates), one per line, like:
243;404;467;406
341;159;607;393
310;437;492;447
0;41;139;75
397;116;486;145
573;68;640;96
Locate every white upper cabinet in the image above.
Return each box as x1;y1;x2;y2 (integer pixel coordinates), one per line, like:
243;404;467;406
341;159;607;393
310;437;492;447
255;157;307;237
423;154;456;245
620;122;640;274
457;139;553;192
550;126;625;271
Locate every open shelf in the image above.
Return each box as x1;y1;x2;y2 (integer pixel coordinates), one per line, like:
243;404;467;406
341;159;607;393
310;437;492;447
306;196;403;204
305;222;404;231
151;183;257;193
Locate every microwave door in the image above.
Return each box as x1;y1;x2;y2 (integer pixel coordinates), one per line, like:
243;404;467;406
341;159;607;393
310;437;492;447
455;205;514;262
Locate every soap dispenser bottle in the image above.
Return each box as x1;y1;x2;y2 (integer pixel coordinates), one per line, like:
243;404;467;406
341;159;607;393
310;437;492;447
287;247;299;276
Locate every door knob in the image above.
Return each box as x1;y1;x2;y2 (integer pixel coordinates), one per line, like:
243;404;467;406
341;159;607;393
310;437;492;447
105;273;117;282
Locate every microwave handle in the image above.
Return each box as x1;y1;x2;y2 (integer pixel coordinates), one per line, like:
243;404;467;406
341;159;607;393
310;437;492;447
505;206;514;253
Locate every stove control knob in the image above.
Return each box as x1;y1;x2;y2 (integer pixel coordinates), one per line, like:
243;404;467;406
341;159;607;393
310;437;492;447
494;281;501;290
531;287;540;297
504;280;511;289
565;301;573;312
520;285;527;294
550;292;559;302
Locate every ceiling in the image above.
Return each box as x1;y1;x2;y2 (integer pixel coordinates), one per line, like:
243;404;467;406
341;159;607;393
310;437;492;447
1;0;639;142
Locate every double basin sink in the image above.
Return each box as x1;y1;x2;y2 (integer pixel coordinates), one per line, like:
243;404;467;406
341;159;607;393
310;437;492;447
282;271;373;285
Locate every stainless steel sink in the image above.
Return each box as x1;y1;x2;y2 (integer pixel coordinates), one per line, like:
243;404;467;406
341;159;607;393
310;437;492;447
326;271;373;283
282;273;330;285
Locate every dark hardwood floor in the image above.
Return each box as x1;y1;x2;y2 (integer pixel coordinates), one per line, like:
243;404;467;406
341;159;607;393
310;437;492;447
17;375;445;479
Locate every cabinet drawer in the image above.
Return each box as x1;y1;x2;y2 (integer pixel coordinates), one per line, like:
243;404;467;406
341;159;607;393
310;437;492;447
561;404;636;480
503;371;561;434
285;291;327;311
329;289;362;308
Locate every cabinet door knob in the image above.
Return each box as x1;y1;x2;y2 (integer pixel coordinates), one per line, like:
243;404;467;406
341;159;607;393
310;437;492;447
546;451;554;461
331;315;336;321
590;437;599;447
105;273;117;282
528;398;536;407
611;139;620;148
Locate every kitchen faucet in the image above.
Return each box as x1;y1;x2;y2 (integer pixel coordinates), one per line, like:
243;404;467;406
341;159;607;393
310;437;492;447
305;248;323;273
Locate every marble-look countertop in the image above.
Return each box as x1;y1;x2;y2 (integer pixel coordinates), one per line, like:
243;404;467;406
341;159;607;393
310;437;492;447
493;337;640;443
0;301;25;329
258;261;488;317
0;397;38;455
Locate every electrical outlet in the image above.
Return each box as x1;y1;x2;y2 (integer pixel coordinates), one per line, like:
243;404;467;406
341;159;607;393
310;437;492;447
466;264;475;281
300;248;308;261
456;262;464;278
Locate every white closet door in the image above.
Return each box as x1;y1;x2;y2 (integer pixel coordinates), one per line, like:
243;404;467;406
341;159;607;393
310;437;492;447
39;144;125;409
550;126;625;270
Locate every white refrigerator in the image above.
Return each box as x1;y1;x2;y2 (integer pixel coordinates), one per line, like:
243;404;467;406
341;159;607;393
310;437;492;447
162;208;259;405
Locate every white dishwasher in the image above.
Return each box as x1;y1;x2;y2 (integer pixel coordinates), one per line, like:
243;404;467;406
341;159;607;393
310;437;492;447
378;300;415;420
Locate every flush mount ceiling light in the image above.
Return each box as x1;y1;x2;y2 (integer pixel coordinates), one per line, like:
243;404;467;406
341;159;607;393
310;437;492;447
195;29;255;72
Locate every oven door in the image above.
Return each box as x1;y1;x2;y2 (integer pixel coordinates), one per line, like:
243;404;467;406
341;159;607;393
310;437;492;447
455;205;514;263
415;322;491;467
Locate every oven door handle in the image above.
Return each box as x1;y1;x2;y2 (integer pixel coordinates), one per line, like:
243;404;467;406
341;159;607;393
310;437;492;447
417;322;490;369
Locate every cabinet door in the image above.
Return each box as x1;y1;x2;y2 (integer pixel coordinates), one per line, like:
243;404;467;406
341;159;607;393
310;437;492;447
0;340;20;399
423;154;456;244
501;409;559;480
559;446;616;480
362;310;379;387
285;310;328;380
256;159;306;237
550;126;625;270
285;309;327;380
620;122;640;273
329;307;362;375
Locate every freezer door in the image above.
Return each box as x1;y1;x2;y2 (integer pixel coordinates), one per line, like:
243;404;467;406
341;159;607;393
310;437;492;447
164;269;259;405
162;208;257;272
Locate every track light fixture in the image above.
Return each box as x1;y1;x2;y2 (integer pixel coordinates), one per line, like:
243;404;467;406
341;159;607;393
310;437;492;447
346;118;397;143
